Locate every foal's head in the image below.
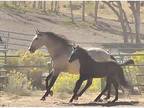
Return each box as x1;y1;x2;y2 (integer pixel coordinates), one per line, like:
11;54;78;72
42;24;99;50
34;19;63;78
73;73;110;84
69;45;88;63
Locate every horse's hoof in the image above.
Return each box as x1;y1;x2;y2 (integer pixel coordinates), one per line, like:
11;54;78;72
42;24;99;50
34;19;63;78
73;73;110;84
98;99;103;102
40;97;46;101
108;99;117;103
94;98;103;102
50;90;53;96
69;99;73;103
104;97;110;100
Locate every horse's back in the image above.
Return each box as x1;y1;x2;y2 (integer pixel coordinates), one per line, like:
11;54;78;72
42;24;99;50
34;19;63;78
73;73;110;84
86;47;112;62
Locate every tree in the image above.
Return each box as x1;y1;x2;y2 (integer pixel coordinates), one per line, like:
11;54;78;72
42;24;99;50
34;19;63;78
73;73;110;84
51;1;54;12
33;1;36;9
82;1;85;21
94;1;99;24
38;1;42;9
103;1;133;43
43;1;46;12
70;1;74;23
129;1;141;43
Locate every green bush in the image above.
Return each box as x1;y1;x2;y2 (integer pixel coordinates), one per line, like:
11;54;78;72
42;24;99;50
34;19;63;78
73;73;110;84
53;72;101;94
6;70;32;96
6;50;51;90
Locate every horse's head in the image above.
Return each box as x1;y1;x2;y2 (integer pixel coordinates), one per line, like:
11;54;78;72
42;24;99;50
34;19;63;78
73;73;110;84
28;30;47;53
69;45;80;63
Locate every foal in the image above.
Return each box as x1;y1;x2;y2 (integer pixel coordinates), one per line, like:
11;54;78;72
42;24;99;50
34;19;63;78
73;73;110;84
69;46;131;103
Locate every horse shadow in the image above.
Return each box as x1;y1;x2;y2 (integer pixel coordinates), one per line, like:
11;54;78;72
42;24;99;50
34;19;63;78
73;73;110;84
70;101;139;107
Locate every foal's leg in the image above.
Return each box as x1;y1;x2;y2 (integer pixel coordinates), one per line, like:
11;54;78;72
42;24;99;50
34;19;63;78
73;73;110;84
75;78;93;99
111;79;119;103
94;78;111;102
41;72;59;101
69;78;84;103
104;83;111;100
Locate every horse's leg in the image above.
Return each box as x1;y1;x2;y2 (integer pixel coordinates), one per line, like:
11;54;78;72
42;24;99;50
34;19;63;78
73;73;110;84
41;72;59;101
75;78;93;100
94;78;110;102
69;78;84;103
45;71;53;90
104;82;111;100
111;79;119;103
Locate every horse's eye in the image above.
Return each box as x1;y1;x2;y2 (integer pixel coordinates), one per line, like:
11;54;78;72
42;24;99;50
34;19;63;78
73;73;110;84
35;38;38;40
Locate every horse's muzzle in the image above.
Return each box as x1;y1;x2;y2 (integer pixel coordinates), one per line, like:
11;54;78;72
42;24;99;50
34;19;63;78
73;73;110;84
68;59;72;63
28;47;35;53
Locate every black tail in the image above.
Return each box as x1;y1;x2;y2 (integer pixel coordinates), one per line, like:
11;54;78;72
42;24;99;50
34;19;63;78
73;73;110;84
118;69;132;89
110;55;134;66
120;59;134;66
110;55;116;61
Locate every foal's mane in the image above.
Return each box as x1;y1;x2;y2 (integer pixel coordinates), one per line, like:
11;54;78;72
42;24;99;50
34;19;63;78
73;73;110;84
44;32;72;46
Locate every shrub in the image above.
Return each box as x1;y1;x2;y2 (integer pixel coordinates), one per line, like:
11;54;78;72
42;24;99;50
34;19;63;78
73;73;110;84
53;72;101;94
6;50;51;90
6;70;32;96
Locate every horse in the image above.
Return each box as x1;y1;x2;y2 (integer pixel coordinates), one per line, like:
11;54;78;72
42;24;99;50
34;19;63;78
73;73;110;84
28;30;133;101
68;45;133;103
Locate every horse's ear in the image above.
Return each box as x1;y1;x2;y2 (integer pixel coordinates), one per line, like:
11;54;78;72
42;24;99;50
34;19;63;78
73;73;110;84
34;27;40;34
72;43;77;50
72;46;76;50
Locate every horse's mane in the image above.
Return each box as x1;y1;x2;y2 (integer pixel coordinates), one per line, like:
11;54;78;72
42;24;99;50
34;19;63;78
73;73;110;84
78;47;89;56
44;32;72;46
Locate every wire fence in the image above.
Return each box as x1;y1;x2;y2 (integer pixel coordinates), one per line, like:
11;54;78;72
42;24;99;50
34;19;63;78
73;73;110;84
0;30;144;92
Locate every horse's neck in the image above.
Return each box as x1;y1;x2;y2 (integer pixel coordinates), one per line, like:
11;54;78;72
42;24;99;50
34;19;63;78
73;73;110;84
79;53;94;66
45;41;72;58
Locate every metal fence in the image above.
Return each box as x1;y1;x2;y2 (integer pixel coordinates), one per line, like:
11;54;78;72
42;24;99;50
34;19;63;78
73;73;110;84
0;30;144;92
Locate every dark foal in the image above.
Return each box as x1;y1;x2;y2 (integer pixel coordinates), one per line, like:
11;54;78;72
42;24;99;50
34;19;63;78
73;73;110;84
69;46;132;103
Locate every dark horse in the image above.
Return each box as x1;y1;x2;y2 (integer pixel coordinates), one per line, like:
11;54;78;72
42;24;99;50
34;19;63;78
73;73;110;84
69;46;133;103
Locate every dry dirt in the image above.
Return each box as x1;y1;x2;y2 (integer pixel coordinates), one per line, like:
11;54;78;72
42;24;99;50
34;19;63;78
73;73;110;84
1;91;144;107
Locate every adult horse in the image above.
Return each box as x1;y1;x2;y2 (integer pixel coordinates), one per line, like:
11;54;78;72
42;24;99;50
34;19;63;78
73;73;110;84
28;30;132;101
68;46;132;103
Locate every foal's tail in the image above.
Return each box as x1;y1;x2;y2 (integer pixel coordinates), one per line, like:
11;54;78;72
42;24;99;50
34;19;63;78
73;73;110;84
118;69;132;89
120;59;134;66
110;55;135;66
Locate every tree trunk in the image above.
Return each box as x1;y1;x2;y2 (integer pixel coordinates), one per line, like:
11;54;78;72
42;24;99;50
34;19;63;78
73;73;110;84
43;1;46;12
54;1;57;12
117;2;129;43
135;2;141;43
129;1;141;43
38;1;42;9
70;1;74;23
33;1;36;8
95;1;99;24
82;1;85;21
51;1;54;12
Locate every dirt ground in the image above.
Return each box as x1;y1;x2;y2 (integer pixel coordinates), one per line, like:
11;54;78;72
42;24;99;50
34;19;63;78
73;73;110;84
1;91;144;107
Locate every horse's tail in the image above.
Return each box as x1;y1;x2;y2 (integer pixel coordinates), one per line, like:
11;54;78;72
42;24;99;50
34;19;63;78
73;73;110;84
110;55;134;66
117;68;132;89
110;55;116;61
120;59;134;66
